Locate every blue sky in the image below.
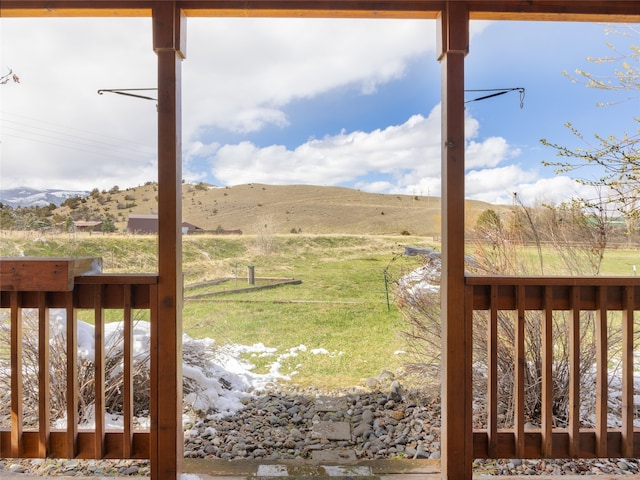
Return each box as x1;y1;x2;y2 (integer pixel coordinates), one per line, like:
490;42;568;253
1;17;638;205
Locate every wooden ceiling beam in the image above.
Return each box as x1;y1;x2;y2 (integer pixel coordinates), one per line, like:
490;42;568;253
179;1;444;19
2;0;638;21
0;1;152;17
467;0;640;23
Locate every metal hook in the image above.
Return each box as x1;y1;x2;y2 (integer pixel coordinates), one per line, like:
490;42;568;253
97;88;157;102
464;87;526;108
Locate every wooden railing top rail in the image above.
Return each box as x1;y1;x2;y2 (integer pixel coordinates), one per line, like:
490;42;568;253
0;257;103;292
465;275;640;311
0;274;159;309
466;275;640;286
74;274;159;285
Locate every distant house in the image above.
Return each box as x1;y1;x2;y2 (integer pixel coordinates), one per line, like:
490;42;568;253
74;220;102;233
127;214;202;234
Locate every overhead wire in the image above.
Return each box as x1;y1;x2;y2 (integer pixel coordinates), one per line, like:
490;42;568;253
2;120;152;159
0;111;156;164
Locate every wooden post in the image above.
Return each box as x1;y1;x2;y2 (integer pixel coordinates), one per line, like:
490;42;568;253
438;2;471;478
152;3;185;479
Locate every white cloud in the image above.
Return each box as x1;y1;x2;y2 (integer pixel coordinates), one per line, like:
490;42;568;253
466;137;520;169
2;17;437;190
465;165;537;203
207;110;439;187
1;15;585;207
1;17;157;190
182;18;437;137
204;105;541;204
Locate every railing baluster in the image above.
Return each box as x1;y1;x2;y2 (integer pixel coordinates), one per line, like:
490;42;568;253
595;286;608;457
622;285;634;457
569;286;580;457
466;276;640;460
38;292;50;457
65;291;78;458
1;268;157;463
515;285;525;457
10;291;23;458
542;285;553;457
94;285;105;459
487;284;498;458
123;284;133;458
464;281;474;463
149;281;159;476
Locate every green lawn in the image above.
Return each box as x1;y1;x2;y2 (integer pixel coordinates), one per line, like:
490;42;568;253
181;235;415;389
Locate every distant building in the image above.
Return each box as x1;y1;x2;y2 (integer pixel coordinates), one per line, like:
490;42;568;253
127;214;202;234
127;214;157;234
181;221;203;234
74;220;102;233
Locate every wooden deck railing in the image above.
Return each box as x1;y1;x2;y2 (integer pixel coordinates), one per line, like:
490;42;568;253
0;258;157;460
467;276;640;460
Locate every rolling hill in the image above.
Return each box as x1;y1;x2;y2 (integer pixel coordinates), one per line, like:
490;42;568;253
50;182;511;236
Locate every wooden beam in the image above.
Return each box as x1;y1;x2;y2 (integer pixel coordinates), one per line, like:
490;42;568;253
468;0;640;22
0;0;443;18
2;0;638;22
152;2;185;480
439;1;470;479
0;1;152;17
180;1;443;18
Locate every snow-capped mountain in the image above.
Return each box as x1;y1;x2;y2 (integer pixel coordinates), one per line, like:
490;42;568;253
0;187;89;208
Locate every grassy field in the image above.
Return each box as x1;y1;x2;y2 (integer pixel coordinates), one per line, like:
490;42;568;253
1;232;637;390
180;235;429;388
1;233;429;389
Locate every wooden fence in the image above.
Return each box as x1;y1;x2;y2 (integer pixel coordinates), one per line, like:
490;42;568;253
0;258;157;461
467;276;640;459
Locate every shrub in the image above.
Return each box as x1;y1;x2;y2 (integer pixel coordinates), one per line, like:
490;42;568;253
392;201;637;428
0;310;241;427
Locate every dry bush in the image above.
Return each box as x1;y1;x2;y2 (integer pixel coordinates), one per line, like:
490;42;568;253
0;309;236;428
0;310;151;427
253;214;278;254
391;256;629;428
392;202;633;428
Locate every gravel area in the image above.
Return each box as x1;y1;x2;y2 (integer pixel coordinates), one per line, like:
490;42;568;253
183;381;441;462
2;376;640;476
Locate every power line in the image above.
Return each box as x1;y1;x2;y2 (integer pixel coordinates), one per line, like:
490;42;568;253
1;111;155;152
0;111;156;164
1;119;152;159
0;131;156;164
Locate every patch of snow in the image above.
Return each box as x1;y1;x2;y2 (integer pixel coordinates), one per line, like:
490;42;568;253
37;311;340;424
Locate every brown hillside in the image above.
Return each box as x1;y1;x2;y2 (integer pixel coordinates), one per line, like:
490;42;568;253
54;183;511;236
